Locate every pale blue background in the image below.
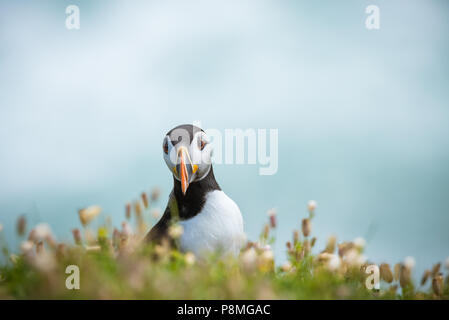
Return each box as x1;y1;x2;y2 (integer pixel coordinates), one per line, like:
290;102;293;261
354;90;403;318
1;1;448;278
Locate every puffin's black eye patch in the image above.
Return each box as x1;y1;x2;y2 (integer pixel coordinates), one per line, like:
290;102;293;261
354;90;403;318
170;136;183;145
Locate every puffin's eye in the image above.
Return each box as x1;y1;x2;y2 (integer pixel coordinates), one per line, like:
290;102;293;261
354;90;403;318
199;136;207;151
163;140;169;154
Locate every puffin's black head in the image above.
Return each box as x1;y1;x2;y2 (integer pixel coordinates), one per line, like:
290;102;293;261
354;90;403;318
162;124;213;195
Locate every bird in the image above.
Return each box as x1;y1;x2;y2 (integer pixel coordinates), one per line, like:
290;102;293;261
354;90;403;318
145;124;245;258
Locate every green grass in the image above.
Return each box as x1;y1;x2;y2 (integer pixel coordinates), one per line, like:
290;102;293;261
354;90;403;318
0;192;447;300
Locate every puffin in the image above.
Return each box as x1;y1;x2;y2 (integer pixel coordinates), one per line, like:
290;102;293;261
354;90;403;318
145;124;245;258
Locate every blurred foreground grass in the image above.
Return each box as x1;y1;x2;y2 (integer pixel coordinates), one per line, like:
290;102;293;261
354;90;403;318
0;190;447;300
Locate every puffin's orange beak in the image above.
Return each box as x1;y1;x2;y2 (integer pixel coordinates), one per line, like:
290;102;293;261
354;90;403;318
179;148;189;195
174;147;198;195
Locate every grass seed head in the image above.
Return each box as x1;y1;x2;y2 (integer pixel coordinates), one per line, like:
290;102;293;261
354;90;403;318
302;219;311;237
338;242;354;258
141;192;149;209
297;249;305;261
137;218;147;236
78;205;102;227
431;263;441;277
150;188;161;201
267;208;277;228
72;228;82;245
393;263;401;281
432;273;444;296
325;235;337;253
262;224;270;239
125;203;131;220
399;264;411;288
293;230;300;244
388;285;398;295
303;239;311;255
16;215;26;236
421;269;431;286
112;228;121;246
380;263;393;283
134;201;142;217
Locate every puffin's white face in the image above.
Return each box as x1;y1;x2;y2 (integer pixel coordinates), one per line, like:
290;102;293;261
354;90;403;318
163;127;213;195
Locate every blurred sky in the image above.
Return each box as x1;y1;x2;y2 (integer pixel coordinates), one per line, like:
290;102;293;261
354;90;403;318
0;0;448;277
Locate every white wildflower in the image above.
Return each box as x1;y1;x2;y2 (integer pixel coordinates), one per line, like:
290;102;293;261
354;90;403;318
20;241;34;254
317;252;341;271
307;200;317;212
260;250;274;263
345;248;366;267
328;254;341;271
241;248;257;271
353;237;366;250
281;261;292;272
34;223;52;240
404;256;416;270
185;252;196;266
257;243;271;251
32;251;56;272
121;221;133;236
168;224;184;239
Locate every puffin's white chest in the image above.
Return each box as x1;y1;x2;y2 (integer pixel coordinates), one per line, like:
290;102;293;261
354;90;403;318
179;190;245;258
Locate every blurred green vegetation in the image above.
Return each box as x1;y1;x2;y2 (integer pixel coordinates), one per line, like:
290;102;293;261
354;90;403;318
0;193;447;300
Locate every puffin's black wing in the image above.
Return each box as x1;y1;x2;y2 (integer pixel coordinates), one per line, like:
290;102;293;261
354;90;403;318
144;192;177;244
144;206;170;244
